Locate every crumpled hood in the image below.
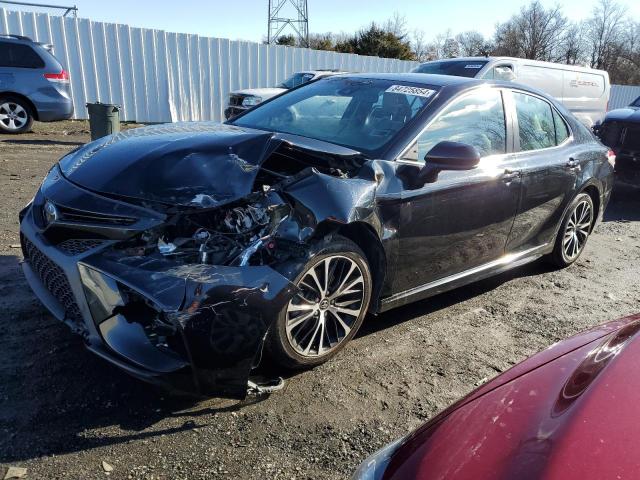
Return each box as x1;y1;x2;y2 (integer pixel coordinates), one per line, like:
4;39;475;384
59;122;279;208
59;122;365;208
604;106;640;123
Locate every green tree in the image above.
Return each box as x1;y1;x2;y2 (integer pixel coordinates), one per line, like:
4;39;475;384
308;33;334;51
335;23;415;60
275;34;296;46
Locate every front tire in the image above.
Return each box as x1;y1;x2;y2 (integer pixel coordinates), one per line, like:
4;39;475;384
0;96;34;134
266;235;372;369
549;193;594;267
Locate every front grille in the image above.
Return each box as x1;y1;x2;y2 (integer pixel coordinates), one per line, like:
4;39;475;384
57;239;104;256
21;235;83;321
55;205;137;226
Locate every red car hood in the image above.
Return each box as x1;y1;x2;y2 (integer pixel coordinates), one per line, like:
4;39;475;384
384;313;640;480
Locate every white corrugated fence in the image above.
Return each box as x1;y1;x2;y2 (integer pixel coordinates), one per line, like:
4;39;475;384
609;85;640;110
0;8;419;123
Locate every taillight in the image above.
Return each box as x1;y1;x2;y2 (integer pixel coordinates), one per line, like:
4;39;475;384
44;69;70;83
607;150;616;167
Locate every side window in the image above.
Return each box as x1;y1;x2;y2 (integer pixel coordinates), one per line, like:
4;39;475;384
402;89;506;162
553;109;570;144
514;92;556;151
0;43;45;68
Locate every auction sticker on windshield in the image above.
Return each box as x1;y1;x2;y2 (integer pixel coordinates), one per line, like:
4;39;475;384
386;85;436;98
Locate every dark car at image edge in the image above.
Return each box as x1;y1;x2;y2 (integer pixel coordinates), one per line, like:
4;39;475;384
352;313;640;480
18;73;613;399
595;95;640;184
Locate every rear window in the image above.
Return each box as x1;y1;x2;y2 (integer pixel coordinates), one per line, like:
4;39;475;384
0;42;45;68
514;92;556;151
412;60;488;78
553;109;570;144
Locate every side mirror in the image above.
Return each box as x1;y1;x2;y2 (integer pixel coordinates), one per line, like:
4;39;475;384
424;141;481;170
416;141;481;186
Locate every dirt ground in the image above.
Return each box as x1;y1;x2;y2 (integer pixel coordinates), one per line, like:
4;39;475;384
1;121;639;480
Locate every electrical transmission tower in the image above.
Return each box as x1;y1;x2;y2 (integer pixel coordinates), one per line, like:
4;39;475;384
267;0;309;47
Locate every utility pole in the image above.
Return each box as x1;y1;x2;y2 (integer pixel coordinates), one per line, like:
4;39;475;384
267;0;309;47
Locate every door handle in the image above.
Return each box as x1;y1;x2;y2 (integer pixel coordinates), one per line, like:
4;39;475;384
566;158;581;170
502;169;521;181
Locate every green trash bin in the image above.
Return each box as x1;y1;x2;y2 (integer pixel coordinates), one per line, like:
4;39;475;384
86;102;120;141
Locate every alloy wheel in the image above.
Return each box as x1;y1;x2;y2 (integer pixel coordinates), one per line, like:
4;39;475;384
563;199;593;261
286;255;366;358
0;102;28;131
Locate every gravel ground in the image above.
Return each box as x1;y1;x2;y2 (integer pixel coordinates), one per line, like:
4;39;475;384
1;121;639;480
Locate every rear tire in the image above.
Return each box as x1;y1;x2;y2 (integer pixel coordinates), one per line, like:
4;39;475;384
0;96;34;134
266;234;372;370
549;193;595;268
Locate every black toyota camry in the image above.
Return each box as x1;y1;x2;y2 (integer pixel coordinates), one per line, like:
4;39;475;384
19;73;613;398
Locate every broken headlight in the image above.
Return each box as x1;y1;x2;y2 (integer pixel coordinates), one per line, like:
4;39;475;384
242;96;262;107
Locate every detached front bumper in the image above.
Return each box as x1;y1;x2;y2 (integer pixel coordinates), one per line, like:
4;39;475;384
19;206;296;399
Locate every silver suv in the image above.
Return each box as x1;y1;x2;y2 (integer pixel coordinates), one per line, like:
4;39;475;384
0;34;73;134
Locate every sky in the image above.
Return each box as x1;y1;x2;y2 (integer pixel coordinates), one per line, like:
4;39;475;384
3;0;640;42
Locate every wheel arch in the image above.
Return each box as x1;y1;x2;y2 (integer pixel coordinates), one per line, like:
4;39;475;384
312;219;387;313
580;183;601;230
0;91;39;120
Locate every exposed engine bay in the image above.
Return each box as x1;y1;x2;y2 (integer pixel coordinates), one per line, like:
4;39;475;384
120;195;290;267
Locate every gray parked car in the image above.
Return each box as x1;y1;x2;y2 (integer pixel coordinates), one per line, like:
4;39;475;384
0;34;73;134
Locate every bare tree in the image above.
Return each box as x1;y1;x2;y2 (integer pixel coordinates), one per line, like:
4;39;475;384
493;1;567;61
557;24;586;65
455;31;492;57
426;29;456;59
442;37;460;58
609;20;640;84
411;29;430;62
493;22;522;57
585;0;626;70
384;12;409;40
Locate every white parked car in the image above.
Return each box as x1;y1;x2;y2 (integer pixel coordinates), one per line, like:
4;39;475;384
412;57;610;127
224;70;345;119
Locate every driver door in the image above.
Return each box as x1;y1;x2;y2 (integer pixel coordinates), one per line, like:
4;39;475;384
391;88;522;293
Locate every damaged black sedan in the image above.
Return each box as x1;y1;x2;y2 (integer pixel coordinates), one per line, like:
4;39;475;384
19;74;613;398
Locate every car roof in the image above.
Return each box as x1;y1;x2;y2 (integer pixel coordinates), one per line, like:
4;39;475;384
334;72;562;101
416;56;608;75
334;72;487;88
0;34;34;44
